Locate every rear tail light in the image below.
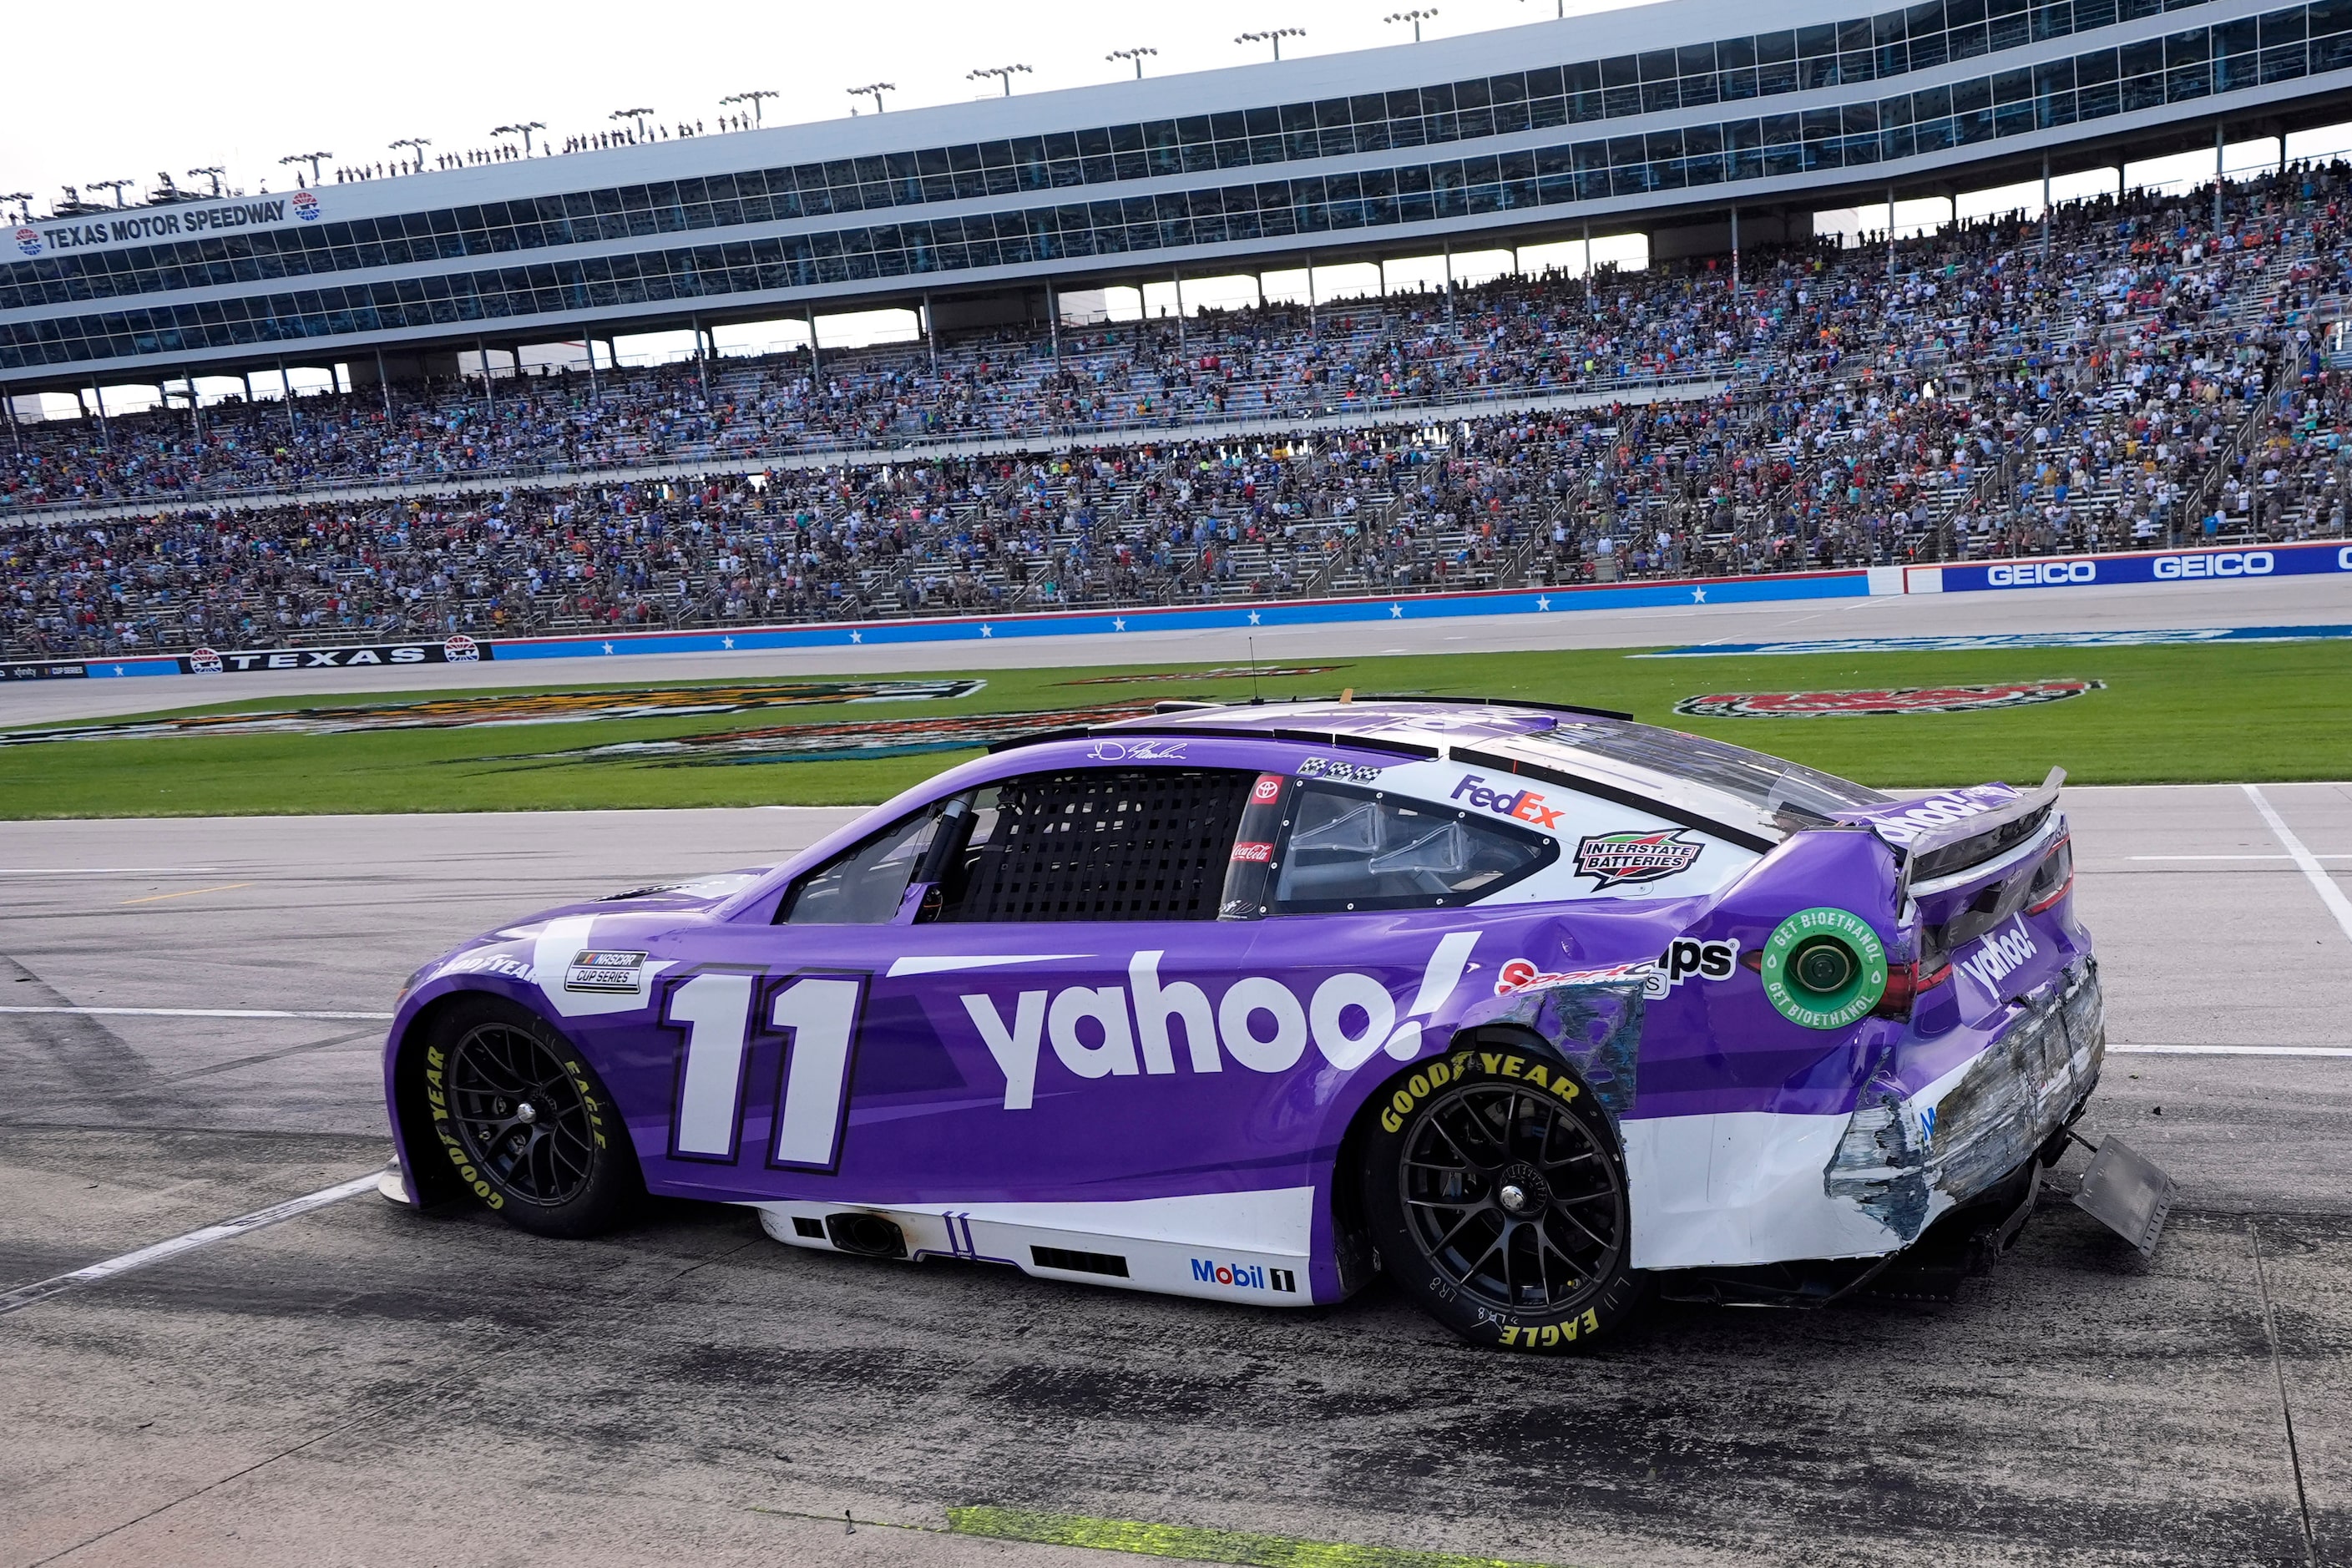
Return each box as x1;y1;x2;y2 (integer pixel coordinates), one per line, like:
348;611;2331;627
2025;835;2076;914
1874;959;1952;1019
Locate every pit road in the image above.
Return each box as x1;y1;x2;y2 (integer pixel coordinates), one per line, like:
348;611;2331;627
1;786;2345;1567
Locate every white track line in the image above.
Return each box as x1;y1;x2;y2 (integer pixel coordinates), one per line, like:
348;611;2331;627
0;867;223;876
2111;1044;2352;1058
2130;854;2352;862
2242;784;2352;947
0;1006;393;1020
0;1172;382;1318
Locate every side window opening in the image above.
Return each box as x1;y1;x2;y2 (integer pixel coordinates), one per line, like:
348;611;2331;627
1269;780;1558;913
934;766;1257;923
776;807;942;924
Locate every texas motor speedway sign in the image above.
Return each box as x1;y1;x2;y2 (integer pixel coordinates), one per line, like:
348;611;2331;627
2;635;492;680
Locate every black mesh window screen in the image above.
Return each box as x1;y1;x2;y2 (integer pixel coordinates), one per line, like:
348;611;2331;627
947;767;1256;923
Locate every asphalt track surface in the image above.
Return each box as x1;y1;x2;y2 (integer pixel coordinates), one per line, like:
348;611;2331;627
8;571;2352;726
3;574;2349;1567
1;785;2347;1568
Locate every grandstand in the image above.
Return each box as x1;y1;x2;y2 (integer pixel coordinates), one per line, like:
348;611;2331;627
6;0;2352;660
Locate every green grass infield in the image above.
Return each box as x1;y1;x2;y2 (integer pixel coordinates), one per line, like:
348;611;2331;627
1;638;2343;818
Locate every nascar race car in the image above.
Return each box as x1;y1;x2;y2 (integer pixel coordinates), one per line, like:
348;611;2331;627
382;698;2104;1350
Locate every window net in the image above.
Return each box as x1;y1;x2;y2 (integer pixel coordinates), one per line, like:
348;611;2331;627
949;767;1254;923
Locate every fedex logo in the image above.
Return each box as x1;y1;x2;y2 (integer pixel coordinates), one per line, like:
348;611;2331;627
1450;774;1563;829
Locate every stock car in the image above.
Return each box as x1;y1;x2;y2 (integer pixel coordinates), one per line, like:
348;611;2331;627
381;698;2104;1351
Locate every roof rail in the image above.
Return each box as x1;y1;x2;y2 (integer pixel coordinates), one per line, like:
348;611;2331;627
1346;693;1635;721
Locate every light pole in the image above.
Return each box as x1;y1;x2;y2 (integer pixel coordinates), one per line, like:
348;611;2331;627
1384;8;1438;41
89;179;133;207
1517;0;1565;15
847;83;894;114
492;121;546;155
720;89;779;125
1;192;30;224
1106;46;1158;78
186;166;225;197
610;107;655;142
387;139;430;173
966;63;1033;97
1235;28;1305;61
279;151;331;187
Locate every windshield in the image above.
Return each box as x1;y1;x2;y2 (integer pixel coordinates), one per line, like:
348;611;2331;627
1525;720;1890;823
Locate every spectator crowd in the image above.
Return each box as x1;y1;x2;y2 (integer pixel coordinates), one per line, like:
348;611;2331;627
7;162;2352;661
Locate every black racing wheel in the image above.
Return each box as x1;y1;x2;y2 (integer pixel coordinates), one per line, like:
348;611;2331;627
421;997;640;1237
1363;1039;1645;1351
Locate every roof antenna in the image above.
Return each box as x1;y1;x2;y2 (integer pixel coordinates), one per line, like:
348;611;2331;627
1249;637;1264;705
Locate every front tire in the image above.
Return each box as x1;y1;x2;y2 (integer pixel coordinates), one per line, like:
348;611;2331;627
420;996;640;1237
1362;1040;1644;1351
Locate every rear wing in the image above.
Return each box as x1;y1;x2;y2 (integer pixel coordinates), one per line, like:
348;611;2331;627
1859;767;2066;902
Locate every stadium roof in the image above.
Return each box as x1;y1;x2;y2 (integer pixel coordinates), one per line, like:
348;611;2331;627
7;0;2351;391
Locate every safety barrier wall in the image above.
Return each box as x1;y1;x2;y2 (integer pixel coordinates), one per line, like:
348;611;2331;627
5;564;1879;681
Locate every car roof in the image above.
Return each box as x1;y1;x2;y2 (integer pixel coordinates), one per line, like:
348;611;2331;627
1084;698;1855;849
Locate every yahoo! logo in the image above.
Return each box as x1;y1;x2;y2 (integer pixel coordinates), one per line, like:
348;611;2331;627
1449;774;1563;829
959;936;1479;1109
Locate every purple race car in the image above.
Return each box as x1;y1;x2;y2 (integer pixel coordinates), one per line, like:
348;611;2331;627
382;698;2102;1350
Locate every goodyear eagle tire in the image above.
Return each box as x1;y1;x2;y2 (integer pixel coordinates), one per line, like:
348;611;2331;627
419;995;640;1238
1362;1040;1643;1352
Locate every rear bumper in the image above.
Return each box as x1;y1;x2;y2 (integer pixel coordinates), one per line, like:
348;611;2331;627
1626;958;2105;1271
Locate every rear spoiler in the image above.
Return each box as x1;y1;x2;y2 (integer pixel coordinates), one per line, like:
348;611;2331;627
1882;767;2066;902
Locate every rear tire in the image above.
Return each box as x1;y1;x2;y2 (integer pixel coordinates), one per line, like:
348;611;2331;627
419;996;640;1237
1362;1040;1645;1351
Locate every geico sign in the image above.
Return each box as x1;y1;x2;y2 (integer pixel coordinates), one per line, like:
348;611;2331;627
2154;550;2274;579
1987;561;2097;587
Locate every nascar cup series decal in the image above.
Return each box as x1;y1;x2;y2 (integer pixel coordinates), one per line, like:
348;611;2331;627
564;950;650;994
1673;681;2103;718
1572;829;1705;888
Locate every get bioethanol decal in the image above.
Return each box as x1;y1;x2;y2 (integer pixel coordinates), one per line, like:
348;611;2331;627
1673;681;2102;717
1759;908;1889;1029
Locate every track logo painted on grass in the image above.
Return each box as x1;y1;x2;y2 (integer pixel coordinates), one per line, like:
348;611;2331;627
523;703;1161;767
1060;665;1346;685
1672;680;2103;718
0;679;987;747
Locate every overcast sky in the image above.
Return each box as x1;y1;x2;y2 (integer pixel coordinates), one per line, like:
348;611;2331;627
8;0;1650;212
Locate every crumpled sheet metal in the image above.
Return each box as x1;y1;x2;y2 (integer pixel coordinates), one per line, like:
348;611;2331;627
1824;959;2105;1243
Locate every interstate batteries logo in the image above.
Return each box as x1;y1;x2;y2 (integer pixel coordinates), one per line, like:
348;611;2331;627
1674;681;2103;718
13;227;39;257
1573;830;1704;889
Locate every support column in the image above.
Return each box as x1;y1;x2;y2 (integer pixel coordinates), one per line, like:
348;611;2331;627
1581;221;1592;293
1304;251;1316;336
278;359;298;440
89;383;110;451
2216;122;2227;234
1729;207;1740;296
375;347;393;417
1173;271;1186;348
922;292;938;369
690;313;711;402
1443;240;1455;320
2041;152;2052;257
477;337;495;419
805;307;821;381
1886;185;1897;282
1046;281;1060;360
3;383;20;458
